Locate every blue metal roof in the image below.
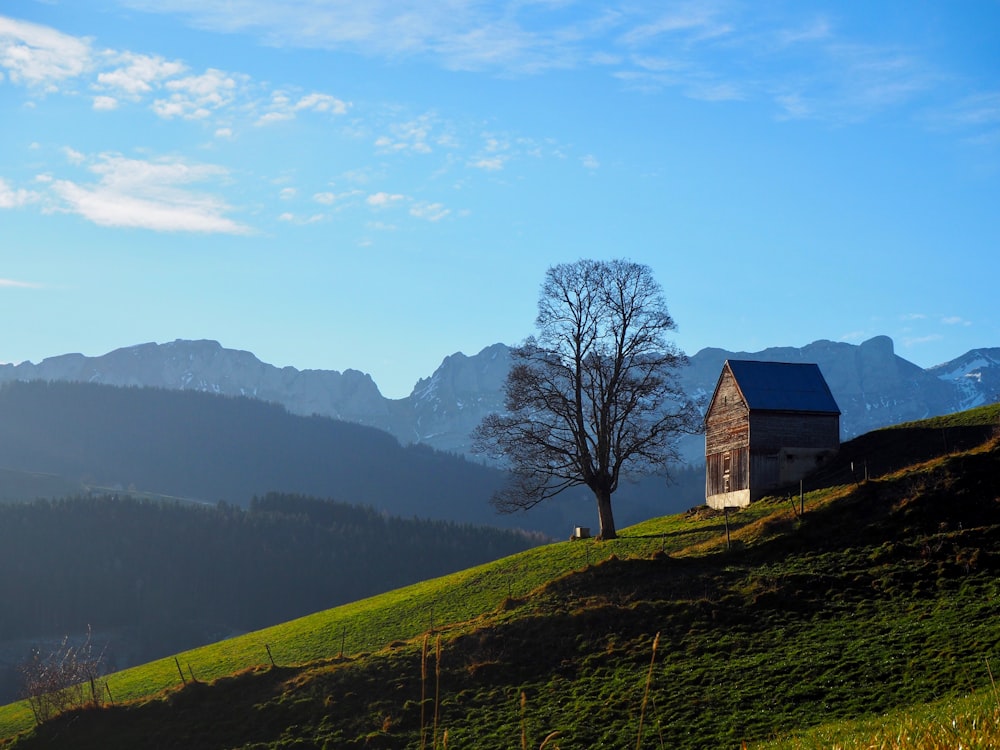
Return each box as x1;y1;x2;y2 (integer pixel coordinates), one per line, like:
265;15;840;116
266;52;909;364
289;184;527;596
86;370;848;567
725;360;840;414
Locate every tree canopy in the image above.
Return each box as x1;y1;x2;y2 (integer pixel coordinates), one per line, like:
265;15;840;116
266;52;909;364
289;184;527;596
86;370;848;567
473;259;699;539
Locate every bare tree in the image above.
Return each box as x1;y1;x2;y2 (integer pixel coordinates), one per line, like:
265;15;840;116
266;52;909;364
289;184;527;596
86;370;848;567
18;627;105;724
473;259;699;539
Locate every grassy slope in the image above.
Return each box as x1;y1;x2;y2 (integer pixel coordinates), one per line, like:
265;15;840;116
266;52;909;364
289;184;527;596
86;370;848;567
757;687;1000;750
1;404;998;749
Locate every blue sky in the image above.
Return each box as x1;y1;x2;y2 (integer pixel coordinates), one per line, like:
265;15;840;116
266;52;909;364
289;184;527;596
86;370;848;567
1;1;998;398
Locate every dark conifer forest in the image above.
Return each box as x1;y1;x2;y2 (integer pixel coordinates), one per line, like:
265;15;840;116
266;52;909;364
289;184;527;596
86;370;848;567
0;492;539;702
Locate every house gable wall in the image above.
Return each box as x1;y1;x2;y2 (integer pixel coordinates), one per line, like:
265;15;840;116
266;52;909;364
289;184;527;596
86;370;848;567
705;369;750;508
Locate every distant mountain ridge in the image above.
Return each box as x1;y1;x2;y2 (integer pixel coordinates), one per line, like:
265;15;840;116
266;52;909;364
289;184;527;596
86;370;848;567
2;335;998;460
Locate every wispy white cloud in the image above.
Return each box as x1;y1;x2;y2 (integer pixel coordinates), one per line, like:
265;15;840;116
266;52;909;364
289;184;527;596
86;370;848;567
2;14;352;133
366;191;406;207
278;211;325;225
312;190;364;208
47;152;252;234
942;315;972;326
619;6;733;47
0;277;43;289
611;6;941;123
902;333;943;348
775;18;832;47
470;156;506;171
925;91;1000;146
255;90;349;125
0;15;92;86
0;177;41;208
946;92;1000;127
8;3;982;182
92;95;119;110
152;68;243;119
6;4;989;145
839;330;869;343
374;114;445;154
409;201;450;222
468;132;522;171
113;0;592;74
687;81;744;102
62;147;86;165
296;92;348;115
96;51;186;97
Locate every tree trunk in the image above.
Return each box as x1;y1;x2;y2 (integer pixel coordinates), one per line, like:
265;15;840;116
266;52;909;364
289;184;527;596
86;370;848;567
594;487;617;540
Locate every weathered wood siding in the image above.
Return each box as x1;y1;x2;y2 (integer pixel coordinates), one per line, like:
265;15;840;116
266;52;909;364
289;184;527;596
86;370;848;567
705;369;748;454
706;448;751;508
748;412;840;452
705;369;750;508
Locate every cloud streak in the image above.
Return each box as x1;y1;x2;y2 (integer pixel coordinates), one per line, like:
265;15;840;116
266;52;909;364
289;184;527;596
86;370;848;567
48;152;252;234
113;0;592;73
0;277;43;289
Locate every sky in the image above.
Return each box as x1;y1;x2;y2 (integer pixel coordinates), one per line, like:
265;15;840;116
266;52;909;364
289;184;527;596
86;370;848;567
1;1;998;399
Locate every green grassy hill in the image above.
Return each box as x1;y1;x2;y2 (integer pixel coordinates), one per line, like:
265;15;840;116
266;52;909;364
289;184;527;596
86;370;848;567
2;404;999;749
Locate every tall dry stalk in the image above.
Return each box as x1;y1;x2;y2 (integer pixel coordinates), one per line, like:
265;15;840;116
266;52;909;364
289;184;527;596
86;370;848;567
519;691;561;750
420;633;429;750
636;632;661;750
433;635;442;750
521;691;528;750
539;730;562;749
988;657;999;709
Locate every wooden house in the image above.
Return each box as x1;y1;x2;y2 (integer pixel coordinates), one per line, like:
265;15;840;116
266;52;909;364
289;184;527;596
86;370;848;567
705;360;840;510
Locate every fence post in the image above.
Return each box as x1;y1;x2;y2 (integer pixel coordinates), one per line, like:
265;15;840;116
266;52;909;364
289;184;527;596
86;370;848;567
174;657;186;685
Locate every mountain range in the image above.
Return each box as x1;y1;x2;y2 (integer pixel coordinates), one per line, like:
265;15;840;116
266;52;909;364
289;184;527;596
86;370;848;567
3;335;998;463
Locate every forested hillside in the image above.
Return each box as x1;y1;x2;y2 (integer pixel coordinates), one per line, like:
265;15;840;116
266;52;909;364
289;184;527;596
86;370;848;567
0;492;538;703
0;380;703;535
0;380;516;525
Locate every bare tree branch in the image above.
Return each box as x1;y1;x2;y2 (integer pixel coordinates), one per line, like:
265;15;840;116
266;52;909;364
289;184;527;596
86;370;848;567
472;259;701;539
18;626;106;724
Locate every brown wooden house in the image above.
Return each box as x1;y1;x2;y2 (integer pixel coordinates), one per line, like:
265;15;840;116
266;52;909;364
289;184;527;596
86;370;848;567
705;360;840;509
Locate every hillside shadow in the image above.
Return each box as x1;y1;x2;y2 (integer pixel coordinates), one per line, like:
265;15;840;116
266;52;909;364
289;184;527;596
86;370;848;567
792;424;996;493
743;438;1000;564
